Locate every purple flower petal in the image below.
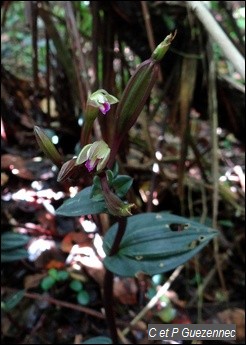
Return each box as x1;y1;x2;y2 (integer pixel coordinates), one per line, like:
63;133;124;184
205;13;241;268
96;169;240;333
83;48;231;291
85;159;97;172
99;102;110;115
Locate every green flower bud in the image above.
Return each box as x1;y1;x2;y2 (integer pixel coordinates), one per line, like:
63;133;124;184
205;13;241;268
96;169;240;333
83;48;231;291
151;32;176;61
114;33;175;144
100;174;135;217
115;59;159;140
103;188;135;217
76;140;111;172
57;158;80;182
34;126;63;167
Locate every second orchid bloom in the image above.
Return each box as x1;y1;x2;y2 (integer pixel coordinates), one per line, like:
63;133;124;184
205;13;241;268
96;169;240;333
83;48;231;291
76;140;111;172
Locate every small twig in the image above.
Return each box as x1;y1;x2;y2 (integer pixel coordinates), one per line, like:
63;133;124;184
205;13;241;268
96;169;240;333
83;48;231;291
200;183;208;225
218;1;245;57
194;256;203;323
45;30;50;118
188;183;194;218
4;310;26;333
91;1;99;91
141;1;163;83
207;39;227;292
38;4;78;105
32;312;46;333
188;134;209;183
178;56;198;213
122;265;184;337
31;1;39;92
64;1;89;111
187;251;231;307
142;111;158;212
219;75;245;93
3;288;105;319
170;47;204;59
141;1;155;52
186;1;245;79
1;287;141;330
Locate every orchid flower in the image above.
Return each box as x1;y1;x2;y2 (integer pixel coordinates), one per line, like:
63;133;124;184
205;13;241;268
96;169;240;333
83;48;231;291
76;140;111;172
89;89;119;115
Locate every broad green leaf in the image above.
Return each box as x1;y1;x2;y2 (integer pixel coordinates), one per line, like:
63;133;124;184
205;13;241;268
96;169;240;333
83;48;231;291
1;248;29;262
112;175;133;197
2;290;25;311
91;176;104;202
81;336;112;344
1;232;30;250
77;290;90;305
56;187;107;217
103;213;218;277
91;173;133;201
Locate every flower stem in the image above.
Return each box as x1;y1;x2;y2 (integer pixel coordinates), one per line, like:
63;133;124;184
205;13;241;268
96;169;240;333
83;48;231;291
103;216;127;344
109;217;127;257
107;136;121;169
103;268;118;343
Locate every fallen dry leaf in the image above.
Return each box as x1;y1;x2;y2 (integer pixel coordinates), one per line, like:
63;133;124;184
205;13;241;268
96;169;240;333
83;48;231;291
204;307;245;343
61;231;92;253
113;277;138;305
24;273;46;290
1;172;9;186
217;308;245;342
45;259;65;270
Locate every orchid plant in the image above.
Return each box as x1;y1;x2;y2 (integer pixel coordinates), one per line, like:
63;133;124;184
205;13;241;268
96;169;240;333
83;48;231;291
34;33;218;344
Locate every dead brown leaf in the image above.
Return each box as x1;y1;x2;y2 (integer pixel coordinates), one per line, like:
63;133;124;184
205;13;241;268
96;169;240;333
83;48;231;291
61;231;92;253
24;273;46;290
113;277;138;305
217;308;245;342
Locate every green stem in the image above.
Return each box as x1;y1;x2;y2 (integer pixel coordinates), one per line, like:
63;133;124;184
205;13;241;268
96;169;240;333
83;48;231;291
109;217;127;256
107;136;121;169
103;268;118;343
102;206;127;343
99;171;128;342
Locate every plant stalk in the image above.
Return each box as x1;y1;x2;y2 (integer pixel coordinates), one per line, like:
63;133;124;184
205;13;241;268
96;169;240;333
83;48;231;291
102;212;127;343
103;268;118;343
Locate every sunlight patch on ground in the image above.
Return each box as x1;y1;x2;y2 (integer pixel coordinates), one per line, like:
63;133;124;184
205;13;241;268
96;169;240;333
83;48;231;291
66;245;104;270
28;238;56;261
80;218;97;233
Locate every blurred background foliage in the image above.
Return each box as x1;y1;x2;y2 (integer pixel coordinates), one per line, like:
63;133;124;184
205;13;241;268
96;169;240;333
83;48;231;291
1;1;245;214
